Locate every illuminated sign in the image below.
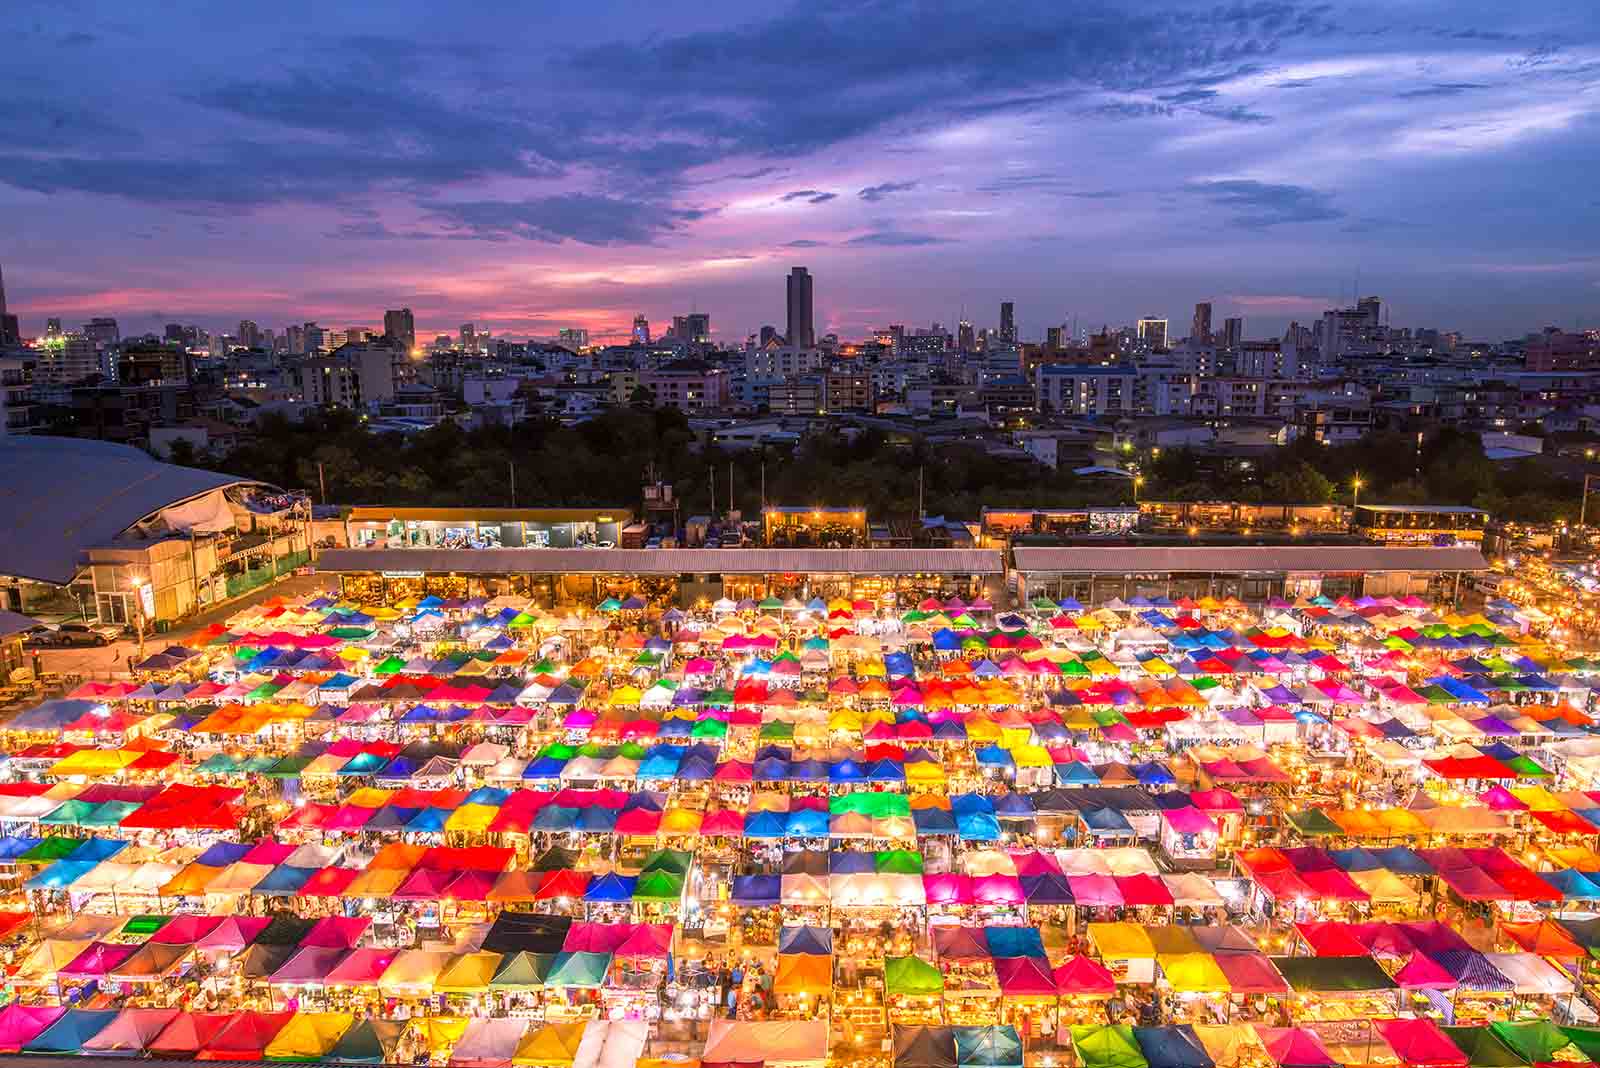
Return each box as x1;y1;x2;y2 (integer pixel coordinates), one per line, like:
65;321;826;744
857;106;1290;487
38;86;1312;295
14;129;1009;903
381;570;425;579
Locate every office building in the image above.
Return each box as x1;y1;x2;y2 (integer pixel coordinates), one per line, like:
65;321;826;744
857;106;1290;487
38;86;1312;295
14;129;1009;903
957;320;975;352
0;264;9;345
117;345;192;386
296;341;412;409
82;318;120;347
1191;302;1212;344
632;314;651;344
286;325;305;356
237;320;261;349
1221;317;1243;350
1136;317;1168;350
999;301;1016;343
786;267;815;348
34;334;102;385
558;327;589;350
460;323;477;353
383;308;416;353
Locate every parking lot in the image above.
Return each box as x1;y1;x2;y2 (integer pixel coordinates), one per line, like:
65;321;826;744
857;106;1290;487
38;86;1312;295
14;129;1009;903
27;572;335;682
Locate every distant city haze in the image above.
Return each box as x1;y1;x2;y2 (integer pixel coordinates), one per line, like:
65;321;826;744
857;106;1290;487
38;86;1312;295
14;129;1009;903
3;0;1598;343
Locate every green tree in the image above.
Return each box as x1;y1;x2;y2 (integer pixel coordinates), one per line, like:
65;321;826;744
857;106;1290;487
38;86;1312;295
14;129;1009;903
1264;462;1334;504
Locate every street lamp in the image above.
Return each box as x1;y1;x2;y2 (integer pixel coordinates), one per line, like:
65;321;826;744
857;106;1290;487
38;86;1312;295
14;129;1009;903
1133;475;1144;504
130;577;148;662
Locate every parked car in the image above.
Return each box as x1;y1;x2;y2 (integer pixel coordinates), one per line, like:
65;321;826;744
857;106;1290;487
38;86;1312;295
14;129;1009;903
23;622;117;648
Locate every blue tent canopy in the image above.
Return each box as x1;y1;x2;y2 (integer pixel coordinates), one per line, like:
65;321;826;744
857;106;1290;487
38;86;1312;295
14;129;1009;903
744;811;787;838
256;865;317;897
913;808;959;836
583;874;636;902
985;927;1045;958
730;874;780;905
1020;873;1075;904
828;851;875;874
779;926;833;955
532;806;579;832
785;809;829;837
1133;1025;1216;1068
197;841;252;867
24;1009;118;1055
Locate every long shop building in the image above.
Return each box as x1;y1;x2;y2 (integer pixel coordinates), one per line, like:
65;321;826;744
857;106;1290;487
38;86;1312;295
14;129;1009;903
315;547;1008;607
315;543;1487;608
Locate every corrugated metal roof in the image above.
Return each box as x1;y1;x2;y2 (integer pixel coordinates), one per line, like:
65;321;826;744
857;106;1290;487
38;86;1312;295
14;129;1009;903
1011;545;1488;574
0;437;265;585
316;547;1005;575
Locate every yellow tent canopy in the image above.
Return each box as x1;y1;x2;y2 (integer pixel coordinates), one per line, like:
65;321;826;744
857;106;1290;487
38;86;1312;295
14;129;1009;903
512;1021;587;1066
433;951;503;994
1088;922;1156;960
263;1012;354;1060
1158;952;1231;993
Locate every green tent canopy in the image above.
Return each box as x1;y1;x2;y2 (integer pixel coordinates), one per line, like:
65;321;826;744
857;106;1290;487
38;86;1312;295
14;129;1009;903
545;950;611;988
1284;809;1344;837
1070;1024;1149;1068
633;870;685;902
1439;1026;1530;1067
490;951;557;988
885;955;945;997
875;850;925;875
1489;1021;1574;1064
326;1019;406;1064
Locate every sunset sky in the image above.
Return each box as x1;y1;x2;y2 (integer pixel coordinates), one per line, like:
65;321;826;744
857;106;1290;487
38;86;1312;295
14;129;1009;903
4;0;1599;344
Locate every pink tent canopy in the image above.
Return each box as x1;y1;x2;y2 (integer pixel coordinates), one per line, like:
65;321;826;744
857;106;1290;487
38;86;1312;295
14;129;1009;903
1392;953;1458;990
268;946;348;986
1256;1027;1339;1068
0;1005;64;1052
1371;1018;1467;1067
616;923;674;958
993;956;1057;996
1213;953;1289;994
60;941;138;978
82;1007;182;1055
324;948;398;987
195;916;271;953
563;923;634;954
971;874;1025;906
302;916;371;949
922;873;973;905
152;915;226;945
1066;874;1123;907
1162;806;1218;834
1189;789;1243;812
1052;954;1116;996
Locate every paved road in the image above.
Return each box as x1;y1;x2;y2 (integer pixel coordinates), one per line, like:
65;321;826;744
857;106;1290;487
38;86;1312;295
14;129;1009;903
31;572;339;681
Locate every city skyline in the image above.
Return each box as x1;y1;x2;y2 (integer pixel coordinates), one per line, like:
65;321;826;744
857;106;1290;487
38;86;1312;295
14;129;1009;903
4;0;1600;343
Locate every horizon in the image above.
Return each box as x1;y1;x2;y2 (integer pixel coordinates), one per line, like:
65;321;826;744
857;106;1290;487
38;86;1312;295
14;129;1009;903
5;0;1600;343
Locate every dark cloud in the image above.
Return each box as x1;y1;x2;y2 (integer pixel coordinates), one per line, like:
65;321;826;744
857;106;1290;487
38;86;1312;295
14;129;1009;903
1396;82;1491;98
1159;89;1219;104
1183;180;1344;228
780;189;837;204
976;174;1125;199
422;194;713;245
782;239;829;248
858;180;917;202
847;230;951;247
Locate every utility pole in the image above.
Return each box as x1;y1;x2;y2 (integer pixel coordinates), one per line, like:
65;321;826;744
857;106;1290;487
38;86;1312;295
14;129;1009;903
317;462;327;506
760;460;766;512
708;465;715;517
1582;474;1599;528
729;462;734;516
917;466;925;519
509;462;517;508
